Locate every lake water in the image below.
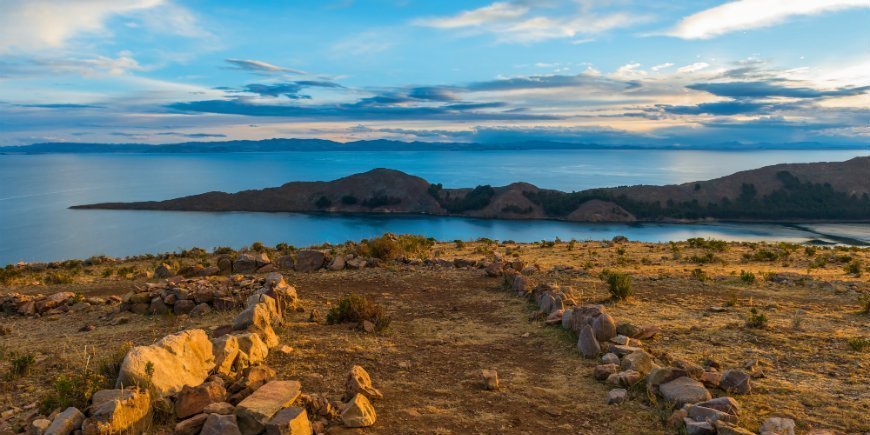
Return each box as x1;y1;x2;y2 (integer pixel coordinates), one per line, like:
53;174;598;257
1;149;868;264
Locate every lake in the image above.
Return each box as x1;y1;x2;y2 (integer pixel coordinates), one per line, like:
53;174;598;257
1;149;868;264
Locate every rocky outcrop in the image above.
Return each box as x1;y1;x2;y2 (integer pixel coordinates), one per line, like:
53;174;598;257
116;329;215;397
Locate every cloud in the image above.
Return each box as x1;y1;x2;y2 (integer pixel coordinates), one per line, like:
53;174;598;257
224;59;306;75
0;0;205;52
414;1;646;43
465;72;635;92
667;0;870;40
650;62;674;72
0;50;144;77
676;62;710;74
238;81;343;99
156;132;227;138
688;81;870;99
17;103;105;109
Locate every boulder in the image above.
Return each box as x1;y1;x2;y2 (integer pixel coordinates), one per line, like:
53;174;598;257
212;334;240;376
759;417;795;435
594;364;618;381
175;381;227;419
480;369;499;391
203;402;235;415
233;254;259;274
621;351;656;375
234;332;269;367
217;256;233;274
340;394;376;428
173;299;196;315
44;407;84;435
561;308;574;330
720;370;751;394
577;324;600;358
174;413;208;435
294;250;325;272
608;344;642;357
592;313;617;342
201;414;242;435
154;263;175;279
116;329;215;397
512;275;529;296
616;322;643;338
265;407;311;435
227;366;276;403
346;365;383;400
275;255;295;270
647;367;687;392
148;298;169;315
684;418;715;435
686;404;738;425
82;388;152;435
235;380;302;435
30;419;51;435
327;256;346;271
614;370;642;387
659;377;711;407
601;353;620;366
484;262;503;277
607;388;627;405
714;421;755;435
700;371;722;388
695;397;741;416
190;303;212;317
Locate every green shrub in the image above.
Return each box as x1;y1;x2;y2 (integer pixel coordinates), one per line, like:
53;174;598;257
98;342;133;384
40;370;105;414
691;268;707;281
326;293;391;332
686;238;728;252
804;246;817;256
454;240;465;249
745;308;768;328
44;271;74;285
567;239;577;251
690;252;716;264
847;337;869;352
601;270;633;301
858;294;870;314
4;351;36;380
844;260;863;276
356;234;433;260
739;270;756;284
213;246;235;255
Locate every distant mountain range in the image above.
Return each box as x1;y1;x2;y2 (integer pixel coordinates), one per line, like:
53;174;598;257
72;156;870;223
2;138;868;154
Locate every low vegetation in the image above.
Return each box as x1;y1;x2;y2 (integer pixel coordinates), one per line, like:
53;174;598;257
326;293;391;332
601;269;633;301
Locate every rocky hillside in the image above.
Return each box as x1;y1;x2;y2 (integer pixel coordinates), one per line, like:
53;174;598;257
72;157;870;222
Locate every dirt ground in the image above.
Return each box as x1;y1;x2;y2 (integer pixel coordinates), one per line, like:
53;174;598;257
1;240;868;434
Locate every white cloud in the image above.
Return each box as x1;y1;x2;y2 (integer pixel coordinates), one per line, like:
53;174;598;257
668;0;870;40
224;59;306;75
651;62;674;71
415;1;646;43
676;62;709;73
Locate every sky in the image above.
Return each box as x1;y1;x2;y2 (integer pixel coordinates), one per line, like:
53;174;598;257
0;0;868;147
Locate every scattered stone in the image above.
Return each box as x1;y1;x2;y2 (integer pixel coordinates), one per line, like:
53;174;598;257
621;351;656;375
154;263;176;279
233;254;259;274
174;413;209;435
615;370;642;387
201;413;242;435
234;332;269;367
759;417;795;435
700;371;722;388
346;366;383;400
684;418;715;435
43;407;84;435
695;397;741;416
686;404;738;425
79;324;96;332
235;380;302;435
561;308;574;330
593;364;618;381
173;299;196;315
202;402;234;415
601;353;620;365
175;381;227;419
116;329;215;397
82;388;152;435
294;250;326;272
481;369;499;391
190;303;212;317
30;418;51;435
340;394;377;428
327;256;346;271
212;334;240;377
265;407;311;435
608;344;642;357
593;313;617;342
720;370;751;394
714;421;755;435
658;377;712;407
616;322;643;338
607;388;627;405
647;367;688;392
577;324;600;358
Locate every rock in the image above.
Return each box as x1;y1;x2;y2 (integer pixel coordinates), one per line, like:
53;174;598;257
620;351;656;375
511;275;529;296
190;303;212;317
174;413;208;435
154;263;175;279
327;256;346;271
148;298;169;315
577;324;600;358
265;407;311;435
217;256;233;274
601;353;620;365
175;381;227;419
658;377;711;407
561;308;574;330
82;388;152;435
346;366;383;400
608;344;642;357
673;359;705;379
480;369;499;391
116;329;215;397
615;370;642;387
130;303;149;315
666;408;689;429
759;417;795;435
30;418;52;435
720;370;751;394
592;314;617;342
607;388;627;405
201;414;242;435
699;371;722;388
212;334;240;376
235;380;302;435
685;404;738;425
714;421;755;435
233;254;259;274
593;364;618;381
173;299;196;315
203;402;235;415
294;250;326;272
360;320;375;333
636;325;661;340
275;255;295;270
684;418;715;435
484;262;503;277
233;301;279;348
43;407;84;435
616;322;643;338
647;367;688;392
340;394;376;428
234;332;269;367
696;397;741;416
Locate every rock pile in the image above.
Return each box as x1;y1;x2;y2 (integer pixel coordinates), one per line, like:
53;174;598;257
23;274;381;434
118;273;298;318
486;262;774;435
0;291;117;317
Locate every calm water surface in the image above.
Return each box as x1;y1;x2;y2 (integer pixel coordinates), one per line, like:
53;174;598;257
1;149;868;264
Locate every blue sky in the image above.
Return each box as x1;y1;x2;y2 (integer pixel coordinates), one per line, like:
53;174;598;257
0;0;868;147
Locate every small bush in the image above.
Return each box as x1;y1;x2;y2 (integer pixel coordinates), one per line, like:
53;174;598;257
327;293;391;332
454;240;465;249
844;260;863;277
213;246;235;255
847;337;869;352
687;238;728;252
804;246;817;256
40;370;105;414
4;351;36;380
356;234;433;260
689;252;716;264
739;270;756;284
858;294;870;314
601;270;633;301
691;268;707;281
341;195;358;205
745;308;768;328
567;239;577;251
99;342;133;384
44;271;74;285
